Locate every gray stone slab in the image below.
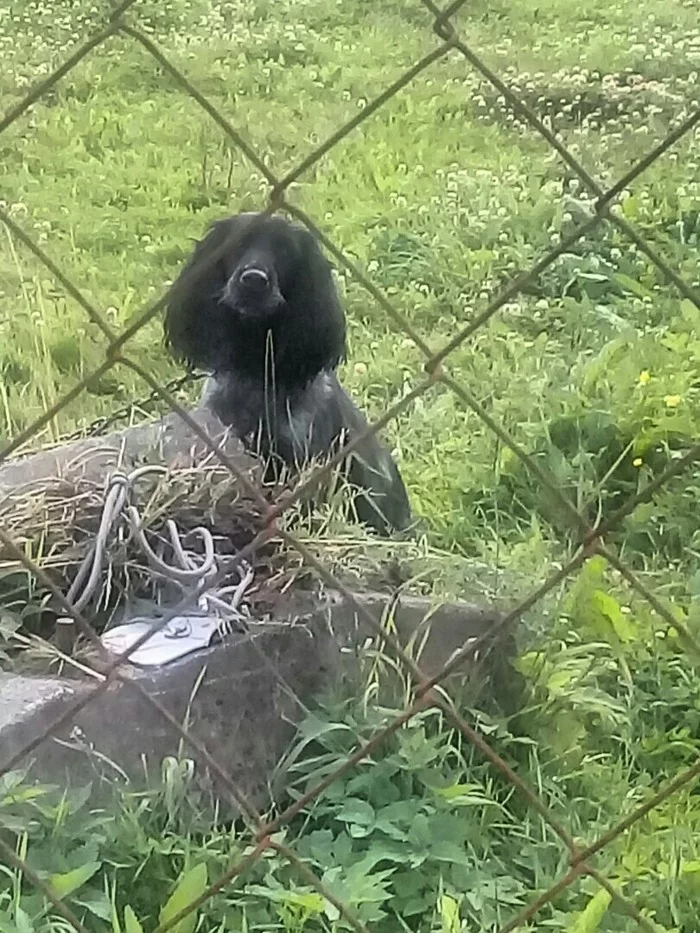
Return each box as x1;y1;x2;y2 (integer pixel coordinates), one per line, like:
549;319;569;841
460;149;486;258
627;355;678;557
0;407;258;494
0;410;520;818
0;589;518;819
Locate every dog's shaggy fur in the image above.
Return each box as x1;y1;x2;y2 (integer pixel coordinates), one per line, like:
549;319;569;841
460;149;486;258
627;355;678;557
163;212;412;535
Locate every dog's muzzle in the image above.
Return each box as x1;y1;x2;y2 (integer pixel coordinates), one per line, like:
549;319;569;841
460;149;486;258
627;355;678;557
220;264;282;314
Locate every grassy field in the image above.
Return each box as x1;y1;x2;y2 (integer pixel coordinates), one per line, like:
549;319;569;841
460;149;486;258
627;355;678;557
1;0;700;930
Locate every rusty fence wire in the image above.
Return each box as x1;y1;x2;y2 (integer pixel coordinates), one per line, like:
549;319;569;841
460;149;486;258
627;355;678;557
0;1;699;931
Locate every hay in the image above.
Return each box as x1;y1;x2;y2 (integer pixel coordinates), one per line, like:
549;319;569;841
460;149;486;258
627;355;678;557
0;455;278;644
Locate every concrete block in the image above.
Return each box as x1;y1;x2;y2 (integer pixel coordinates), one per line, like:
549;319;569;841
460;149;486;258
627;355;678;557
0;589;518;818
0;409;520;818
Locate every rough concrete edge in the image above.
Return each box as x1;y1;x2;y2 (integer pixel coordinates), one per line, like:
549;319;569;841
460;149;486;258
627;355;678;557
0;409;521;816
0;406;259;495
0;588;519;817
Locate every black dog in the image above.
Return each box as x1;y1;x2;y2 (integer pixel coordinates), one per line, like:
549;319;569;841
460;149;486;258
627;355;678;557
163;212;412;535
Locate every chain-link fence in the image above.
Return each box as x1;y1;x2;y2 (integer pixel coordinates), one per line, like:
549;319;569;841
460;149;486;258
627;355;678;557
1;0;699;930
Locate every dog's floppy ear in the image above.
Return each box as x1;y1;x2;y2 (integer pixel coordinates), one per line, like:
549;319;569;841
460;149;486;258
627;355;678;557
163;215;253;369
285;224;347;373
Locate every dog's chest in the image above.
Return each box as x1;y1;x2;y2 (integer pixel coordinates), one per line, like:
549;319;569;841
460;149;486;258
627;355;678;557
202;373;333;462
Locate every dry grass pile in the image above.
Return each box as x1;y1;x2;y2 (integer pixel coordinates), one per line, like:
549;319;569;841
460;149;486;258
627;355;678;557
0;454;279;654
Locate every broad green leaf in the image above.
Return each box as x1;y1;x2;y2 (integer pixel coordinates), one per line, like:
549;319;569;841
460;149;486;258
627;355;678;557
14;906;34;933
544;711;587;757
245;885;324;913
565;555;607;618
614;273;652;299
566;557;636;645
547;669;575;693
0;785;50;806
336;798;375;830
323;900;340;923
433;783;502;809
159;863;208;933
439;893;460;933
591;589;636;643
0;769;33;797
123;905;144;933
282;890;324;913
75;898;112;922
621;194;640;219
567;889;612;932
680;298;700;327
48;861;101;898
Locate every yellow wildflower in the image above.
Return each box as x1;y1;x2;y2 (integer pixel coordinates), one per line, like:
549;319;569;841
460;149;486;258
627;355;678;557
638;370;651;385
664;395;681;408
632;457;643;467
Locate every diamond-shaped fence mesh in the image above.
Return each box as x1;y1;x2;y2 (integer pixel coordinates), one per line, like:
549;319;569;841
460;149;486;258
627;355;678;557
0;1;699;931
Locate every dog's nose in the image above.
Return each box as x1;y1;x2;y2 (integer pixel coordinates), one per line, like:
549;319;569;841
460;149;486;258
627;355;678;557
239;268;270;291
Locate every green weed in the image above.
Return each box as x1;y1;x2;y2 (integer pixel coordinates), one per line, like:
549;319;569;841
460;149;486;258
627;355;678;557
1;0;699;930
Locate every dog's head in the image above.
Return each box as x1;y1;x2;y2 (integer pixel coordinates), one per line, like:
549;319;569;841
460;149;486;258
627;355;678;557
164;213;347;386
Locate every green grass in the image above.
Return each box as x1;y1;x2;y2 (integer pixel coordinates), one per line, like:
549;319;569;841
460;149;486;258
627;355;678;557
1;0;699;930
